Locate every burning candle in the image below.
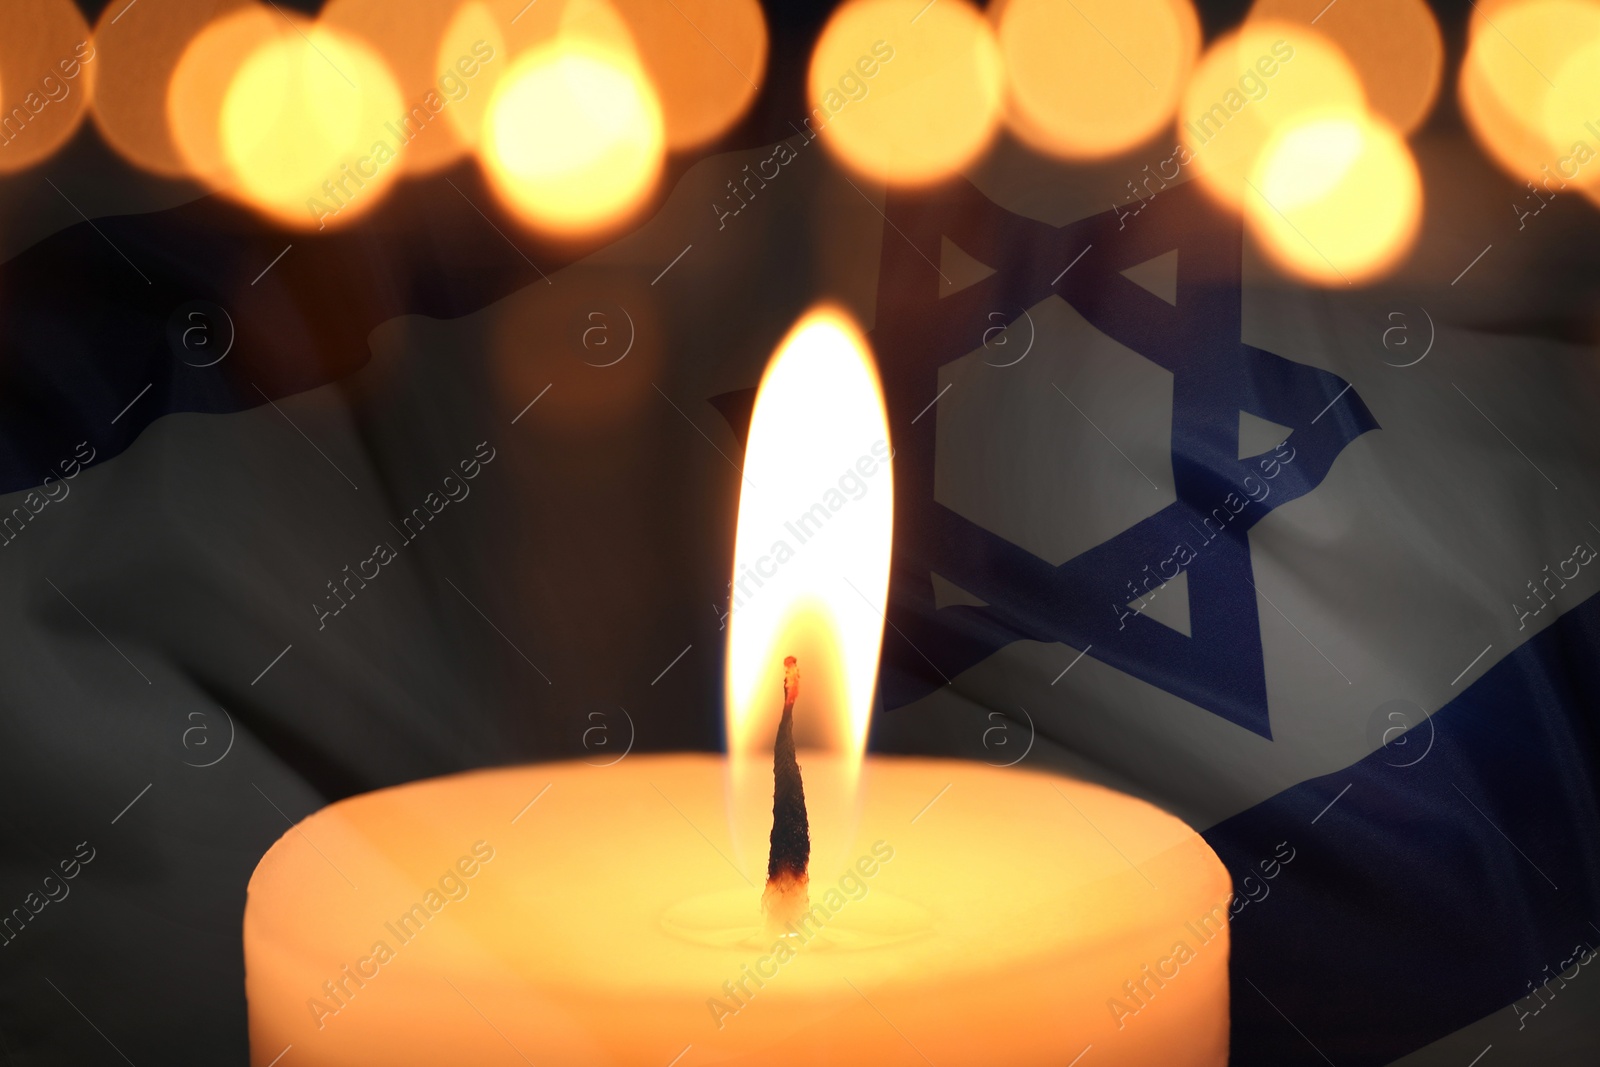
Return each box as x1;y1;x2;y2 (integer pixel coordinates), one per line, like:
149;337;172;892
244;308;1233;1065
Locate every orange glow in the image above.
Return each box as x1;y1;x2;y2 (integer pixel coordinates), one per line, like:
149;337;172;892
244;757;1234;1065
996;0;1200;160
438;2;506;152
1469;0;1560;30
808;0;1003;186
92;0;252;177
323;0;483;176
1249;0;1443;133
1179;20;1365;211
725;308;893;873
0;0;96;175
169;6;292;190
217;22;405;229
446;0;762;156
438;0;644;152
1245;111;1421;286
1544;38;1600;201
609;0;767;149
480;39;664;237
1459;0;1600;188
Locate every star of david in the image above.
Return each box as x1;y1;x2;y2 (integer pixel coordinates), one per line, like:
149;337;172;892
856;177;1377;740
712;177;1376;739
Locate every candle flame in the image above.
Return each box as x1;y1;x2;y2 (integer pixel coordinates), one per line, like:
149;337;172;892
725;307;893;870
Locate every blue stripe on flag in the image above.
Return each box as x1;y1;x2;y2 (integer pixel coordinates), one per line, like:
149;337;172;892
1205;595;1600;1065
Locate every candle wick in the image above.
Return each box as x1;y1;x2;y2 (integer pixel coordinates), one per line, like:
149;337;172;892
763;656;810;924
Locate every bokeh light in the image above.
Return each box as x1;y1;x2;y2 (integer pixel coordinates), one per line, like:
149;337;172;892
0;0;96;175
1244;111;1421;286
436;0;763;153
480;40;665;237
323;0;480;176
996;0;1200;160
1468;0;1553;30
438;1;507;152
169;5;291;190
808;0;1003;186
218;22;406;229
439;0;633;154
1249;0;1442;133
608;0;767;150
1178;20;1366;210
1543;37;1600;200
1459;0;1600;189
93;0;251;178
